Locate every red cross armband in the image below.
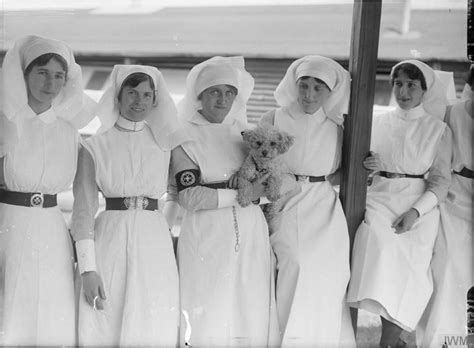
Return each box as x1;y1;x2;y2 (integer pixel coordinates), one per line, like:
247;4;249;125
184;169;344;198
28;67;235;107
176;169;201;192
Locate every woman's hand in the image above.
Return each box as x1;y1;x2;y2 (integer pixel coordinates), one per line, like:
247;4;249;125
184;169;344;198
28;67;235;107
82;271;106;310
363;151;383;172
227;173;240;189
251;173;270;201
392;208;420;234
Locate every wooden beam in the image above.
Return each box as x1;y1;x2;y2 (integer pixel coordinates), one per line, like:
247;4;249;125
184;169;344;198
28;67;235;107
340;0;382;333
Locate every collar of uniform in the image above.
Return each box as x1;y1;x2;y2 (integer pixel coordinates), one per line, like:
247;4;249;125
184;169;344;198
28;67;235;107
287;101;326;121
394;104;425;120
24;105;58;124
115;115;145;132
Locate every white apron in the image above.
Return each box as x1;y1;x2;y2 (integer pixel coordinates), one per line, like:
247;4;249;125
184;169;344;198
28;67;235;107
347;107;447;331
417;102;473;347
271;107;355;347
0;113;78;345
178;121;279;347
78;126;179;346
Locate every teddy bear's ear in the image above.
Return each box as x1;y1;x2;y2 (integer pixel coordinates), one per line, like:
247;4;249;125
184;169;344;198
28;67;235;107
241;129;255;143
277;132;295;154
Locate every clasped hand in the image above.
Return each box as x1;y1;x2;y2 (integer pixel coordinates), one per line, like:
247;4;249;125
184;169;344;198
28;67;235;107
363;151;383;172
228;173;270;201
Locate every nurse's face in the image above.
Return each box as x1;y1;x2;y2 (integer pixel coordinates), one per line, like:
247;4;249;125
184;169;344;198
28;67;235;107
118;80;155;122
392;72;425;110
296;77;331;114
199;84;237;123
25;58;67;113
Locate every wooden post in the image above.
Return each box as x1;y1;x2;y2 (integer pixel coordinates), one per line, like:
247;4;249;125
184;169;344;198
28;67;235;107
340;0;382;334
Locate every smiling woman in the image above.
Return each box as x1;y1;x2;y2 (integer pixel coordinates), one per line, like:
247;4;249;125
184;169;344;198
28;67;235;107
70;64;188;346
165;56;280;346
0;35;95;346
296;76;331;114
117;72;156;122
391;62;427;110
347;60;453;347
258;55;355;347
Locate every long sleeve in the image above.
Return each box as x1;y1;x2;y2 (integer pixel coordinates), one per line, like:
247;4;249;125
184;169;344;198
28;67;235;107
70;145;99;274
164;160;182;228
412;126;453;216
171;146;221;212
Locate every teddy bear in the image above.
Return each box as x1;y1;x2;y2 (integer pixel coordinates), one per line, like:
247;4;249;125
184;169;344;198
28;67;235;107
236;124;294;208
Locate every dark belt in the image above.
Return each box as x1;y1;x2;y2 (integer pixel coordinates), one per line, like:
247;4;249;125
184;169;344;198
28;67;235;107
454;167;474;179
0;189;57;208
105;196;158;211
294;174;326;183
378;171;425;179
201;181;229;189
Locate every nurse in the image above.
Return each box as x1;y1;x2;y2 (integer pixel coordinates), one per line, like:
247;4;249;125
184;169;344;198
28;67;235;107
416;65;473;347
169;56;279;346
0;35;95;345
347;60;452;347
71;65;186;346
259;55;355;347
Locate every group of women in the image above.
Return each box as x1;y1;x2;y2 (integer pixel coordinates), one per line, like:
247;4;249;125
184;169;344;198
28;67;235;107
0;34;471;348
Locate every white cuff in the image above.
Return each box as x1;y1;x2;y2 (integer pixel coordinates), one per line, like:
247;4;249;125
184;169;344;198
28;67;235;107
217;189;238;208
76;239;97;274
412;191;438;217
260;197;270;205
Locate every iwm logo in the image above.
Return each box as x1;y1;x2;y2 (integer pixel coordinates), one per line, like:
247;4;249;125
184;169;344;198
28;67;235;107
439;334;473;347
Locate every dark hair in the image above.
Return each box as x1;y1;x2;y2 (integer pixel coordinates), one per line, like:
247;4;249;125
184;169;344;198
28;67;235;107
197;84;238;100
391;63;427;90
297;76;331;91
465;64;474;87
118;72;156;103
24;53;68;79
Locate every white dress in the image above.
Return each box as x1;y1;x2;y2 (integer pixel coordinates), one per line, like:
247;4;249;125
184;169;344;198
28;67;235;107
416;101;473;347
0;110;78;345
71;123;179;346
347;105;452;332
261;104;356;347
176;112;279;347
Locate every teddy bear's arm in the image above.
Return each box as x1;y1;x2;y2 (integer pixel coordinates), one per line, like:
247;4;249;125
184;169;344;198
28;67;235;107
238;155;258;180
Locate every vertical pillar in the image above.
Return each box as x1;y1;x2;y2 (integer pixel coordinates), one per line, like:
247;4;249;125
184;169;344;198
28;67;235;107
340;0;382;333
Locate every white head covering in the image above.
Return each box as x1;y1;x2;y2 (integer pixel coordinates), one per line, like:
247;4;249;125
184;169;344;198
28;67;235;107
178;56;255;125
274;55;351;125
461;64;474;101
391;59;451;120
96;64;188;150
0;35;96;146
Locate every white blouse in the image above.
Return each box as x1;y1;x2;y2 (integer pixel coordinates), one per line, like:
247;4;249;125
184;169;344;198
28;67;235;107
70;117;170;242
1;108;79;194
371;104;452;202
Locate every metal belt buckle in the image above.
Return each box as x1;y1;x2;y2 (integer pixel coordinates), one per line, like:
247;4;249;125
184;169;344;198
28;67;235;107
297;175;309;183
124;196;149;210
30;193;44;208
136;196;149;210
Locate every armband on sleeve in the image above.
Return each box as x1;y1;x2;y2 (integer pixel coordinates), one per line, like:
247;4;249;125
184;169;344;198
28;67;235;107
175;169;201;192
